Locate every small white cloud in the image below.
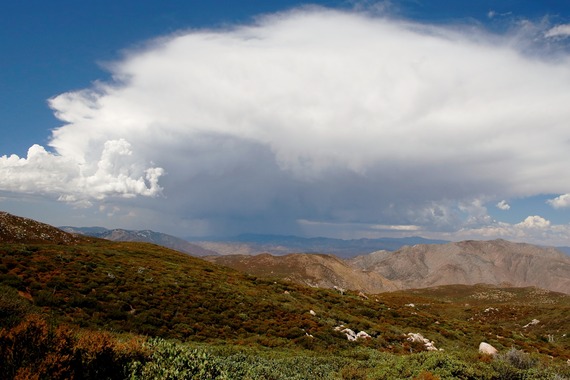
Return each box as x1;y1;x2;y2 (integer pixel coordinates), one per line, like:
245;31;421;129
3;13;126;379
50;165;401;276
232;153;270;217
547;193;570;208
517;215;551;229
545;24;570;38
496;200;510;210
487;10;512;19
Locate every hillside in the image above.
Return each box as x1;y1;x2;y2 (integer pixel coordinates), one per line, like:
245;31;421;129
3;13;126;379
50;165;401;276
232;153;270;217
1;237;569;356
0;211;93;245
350;239;570;294
206;253;398;293
61;226;218;256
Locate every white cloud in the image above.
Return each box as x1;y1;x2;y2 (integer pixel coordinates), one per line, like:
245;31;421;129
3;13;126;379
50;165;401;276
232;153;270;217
496;200;510;210
445;215;570;246
0;139;163;205
517;215;551;229
2;9;570;239
487;10;512;19
547;193;570;208
545;24;570;38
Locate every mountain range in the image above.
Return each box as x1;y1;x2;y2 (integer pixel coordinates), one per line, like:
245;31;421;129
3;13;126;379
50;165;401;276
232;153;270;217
192;233;449;257
0;212;564;295
59;226;449;257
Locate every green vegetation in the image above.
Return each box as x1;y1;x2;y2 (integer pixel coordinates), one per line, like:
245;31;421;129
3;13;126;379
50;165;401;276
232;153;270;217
1;240;569;379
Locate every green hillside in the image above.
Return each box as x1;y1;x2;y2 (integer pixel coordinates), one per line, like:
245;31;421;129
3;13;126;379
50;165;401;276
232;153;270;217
1;238;570;379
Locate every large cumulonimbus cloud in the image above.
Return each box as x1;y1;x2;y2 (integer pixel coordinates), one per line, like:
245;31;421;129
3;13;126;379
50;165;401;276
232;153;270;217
2;8;570;240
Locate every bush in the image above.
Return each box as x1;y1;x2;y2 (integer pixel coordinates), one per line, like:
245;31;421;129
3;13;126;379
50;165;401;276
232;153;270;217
0;314;145;380
498;348;537;370
0;285;34;327
126;338;227;380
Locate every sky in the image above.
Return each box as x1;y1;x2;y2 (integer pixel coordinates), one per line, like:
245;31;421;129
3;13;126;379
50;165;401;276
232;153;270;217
1;1;570;245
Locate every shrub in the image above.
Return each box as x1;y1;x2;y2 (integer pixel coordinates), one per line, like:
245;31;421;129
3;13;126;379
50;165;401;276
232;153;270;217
0;285;34;327
499;348;537;370
0;314;50;378
126;338;227;380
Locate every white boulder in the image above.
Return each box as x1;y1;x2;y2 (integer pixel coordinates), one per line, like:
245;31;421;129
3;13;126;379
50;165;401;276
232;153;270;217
479;342;498;355
407;333;441;351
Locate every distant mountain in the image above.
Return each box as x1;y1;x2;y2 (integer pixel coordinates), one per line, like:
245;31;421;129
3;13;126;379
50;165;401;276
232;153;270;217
194;234;448;257
208;239;570;295
0;212;92;245
206;253;398;293
60;226;218;257
349;239;570;294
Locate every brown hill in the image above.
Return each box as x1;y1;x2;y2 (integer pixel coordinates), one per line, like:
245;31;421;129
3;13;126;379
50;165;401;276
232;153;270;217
0;212;92;244
206;252;398;293
350;239;570;294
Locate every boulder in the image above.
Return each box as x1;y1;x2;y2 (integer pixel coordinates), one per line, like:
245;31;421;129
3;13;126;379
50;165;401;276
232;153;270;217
479;342;498;355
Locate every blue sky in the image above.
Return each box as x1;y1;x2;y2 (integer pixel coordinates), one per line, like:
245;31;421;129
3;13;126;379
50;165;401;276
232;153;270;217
1;1;570;245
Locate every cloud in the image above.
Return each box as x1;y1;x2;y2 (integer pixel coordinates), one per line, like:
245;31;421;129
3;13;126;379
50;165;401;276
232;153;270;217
447;215;570;246
547;193;570;208
496;200;510;211
517;215;551;229
0;139;163;205
487;10;512;19
2;8;570;238
545;24;570;38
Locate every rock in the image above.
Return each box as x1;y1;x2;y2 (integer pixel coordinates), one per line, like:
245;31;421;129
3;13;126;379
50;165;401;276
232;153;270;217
309;309;316;316
479;342;498;355
523;319;540;328
407;333;441;351
335;325;371;341
341;328;357;341
358;291;369;299
333;285;345;295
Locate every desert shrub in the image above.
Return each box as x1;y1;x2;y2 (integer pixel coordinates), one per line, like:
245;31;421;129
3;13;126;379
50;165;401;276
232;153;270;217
489;348;570;380
212;350;345;380
72;330;129;379
0;273;24;289
413;371;441;380
498;348;537;370
340;363;368;380
34;289;62;307
126;338;227;380
0;314;146;380
367;351;493;380
0;285;35;327
0;314;50;378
